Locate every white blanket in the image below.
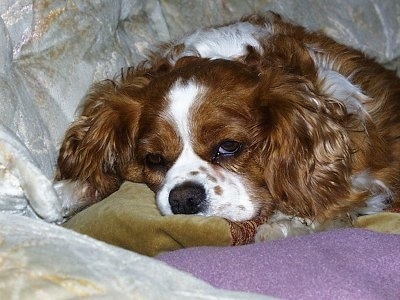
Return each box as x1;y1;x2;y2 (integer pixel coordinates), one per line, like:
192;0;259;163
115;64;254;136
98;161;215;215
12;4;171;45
0;213;271;299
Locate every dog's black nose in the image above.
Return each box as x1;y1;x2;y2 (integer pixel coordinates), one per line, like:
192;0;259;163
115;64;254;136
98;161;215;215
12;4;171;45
169;182;206;214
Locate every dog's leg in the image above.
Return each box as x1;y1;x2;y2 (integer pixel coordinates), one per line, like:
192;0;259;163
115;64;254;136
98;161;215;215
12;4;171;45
254;211;352;242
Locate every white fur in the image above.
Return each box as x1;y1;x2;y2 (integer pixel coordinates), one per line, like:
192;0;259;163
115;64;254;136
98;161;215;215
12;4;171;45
255;211;316;241
351;171;393;214
308;48;371;118
156;81;256;221
165;21;269;63
317;69;370;116
255;210;351;242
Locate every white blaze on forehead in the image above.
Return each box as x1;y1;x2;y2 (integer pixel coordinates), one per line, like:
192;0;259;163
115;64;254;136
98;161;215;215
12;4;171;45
156;80;203;215
167;80;201;145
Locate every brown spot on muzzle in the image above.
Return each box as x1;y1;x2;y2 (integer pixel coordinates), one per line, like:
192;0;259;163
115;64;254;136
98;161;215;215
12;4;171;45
214;185;223;195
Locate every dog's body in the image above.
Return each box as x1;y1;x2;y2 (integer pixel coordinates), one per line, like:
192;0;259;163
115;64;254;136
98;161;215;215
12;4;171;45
56;13;400;240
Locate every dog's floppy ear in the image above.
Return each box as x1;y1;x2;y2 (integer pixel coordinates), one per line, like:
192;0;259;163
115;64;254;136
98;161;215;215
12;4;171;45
56;80;142;200
253;69;354;220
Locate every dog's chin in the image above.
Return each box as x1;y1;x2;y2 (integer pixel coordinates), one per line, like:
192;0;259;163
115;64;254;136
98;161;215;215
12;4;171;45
156;198;259;222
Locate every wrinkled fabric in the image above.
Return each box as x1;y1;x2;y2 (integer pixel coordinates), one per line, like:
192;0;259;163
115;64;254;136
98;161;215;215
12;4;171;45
1;0;400;220
0;213;272;299
0;1;399;299
0;125;61;221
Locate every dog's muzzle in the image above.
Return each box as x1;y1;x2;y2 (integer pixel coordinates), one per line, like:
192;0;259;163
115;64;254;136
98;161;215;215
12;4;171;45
168;181;206;214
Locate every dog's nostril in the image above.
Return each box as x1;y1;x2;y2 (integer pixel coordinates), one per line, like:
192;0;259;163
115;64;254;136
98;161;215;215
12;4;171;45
168;182;206;214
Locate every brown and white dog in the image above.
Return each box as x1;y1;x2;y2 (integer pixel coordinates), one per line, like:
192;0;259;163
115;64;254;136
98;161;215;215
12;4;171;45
56;12;400;241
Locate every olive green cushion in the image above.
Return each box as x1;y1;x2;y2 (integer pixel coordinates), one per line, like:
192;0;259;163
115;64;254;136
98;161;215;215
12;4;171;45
64;182;400;257
354;212;400;234
63;182;232;256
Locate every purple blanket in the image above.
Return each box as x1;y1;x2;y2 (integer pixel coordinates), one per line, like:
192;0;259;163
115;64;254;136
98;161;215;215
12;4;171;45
158;228;400;299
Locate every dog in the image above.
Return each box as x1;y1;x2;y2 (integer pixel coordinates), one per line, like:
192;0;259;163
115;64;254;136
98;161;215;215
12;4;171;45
55;12;400;241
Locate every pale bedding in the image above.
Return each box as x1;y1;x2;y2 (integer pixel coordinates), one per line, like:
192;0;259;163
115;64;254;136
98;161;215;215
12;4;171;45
0;1;399;298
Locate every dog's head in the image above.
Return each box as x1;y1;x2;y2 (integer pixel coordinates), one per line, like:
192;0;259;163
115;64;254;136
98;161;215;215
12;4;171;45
57;56;355;221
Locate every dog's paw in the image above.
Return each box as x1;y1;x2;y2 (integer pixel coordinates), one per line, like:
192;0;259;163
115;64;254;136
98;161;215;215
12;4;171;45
254;223;287;242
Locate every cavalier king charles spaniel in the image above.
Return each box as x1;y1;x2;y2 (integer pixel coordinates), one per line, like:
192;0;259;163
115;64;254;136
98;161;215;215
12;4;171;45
56;12;400;241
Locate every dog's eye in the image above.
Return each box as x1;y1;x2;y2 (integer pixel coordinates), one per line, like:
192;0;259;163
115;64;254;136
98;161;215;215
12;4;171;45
213;140;242;163
145;153;166;169
219;141;241;154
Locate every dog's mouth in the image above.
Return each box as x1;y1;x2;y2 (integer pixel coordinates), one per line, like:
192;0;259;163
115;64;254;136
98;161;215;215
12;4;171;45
156;175;260;222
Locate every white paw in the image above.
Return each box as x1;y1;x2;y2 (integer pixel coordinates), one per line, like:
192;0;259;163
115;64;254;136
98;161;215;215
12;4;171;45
254;223;287;242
